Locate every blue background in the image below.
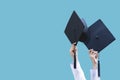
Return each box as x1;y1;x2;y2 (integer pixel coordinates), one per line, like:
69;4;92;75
0;0;119;80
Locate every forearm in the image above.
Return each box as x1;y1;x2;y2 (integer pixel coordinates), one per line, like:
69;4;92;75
90;55;98;69
92;62;97;69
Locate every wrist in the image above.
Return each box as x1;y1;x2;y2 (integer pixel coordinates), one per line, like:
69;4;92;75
93;64;97;69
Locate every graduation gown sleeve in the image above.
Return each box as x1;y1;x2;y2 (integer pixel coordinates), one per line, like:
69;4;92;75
70;60;100;80
70;60;86;80
90;69;100;80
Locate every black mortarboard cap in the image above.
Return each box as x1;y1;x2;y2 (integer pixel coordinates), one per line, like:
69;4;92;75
64;11;85;69
83;19;115;52
79;18;88;42
80;19;116;77
64;11;85;45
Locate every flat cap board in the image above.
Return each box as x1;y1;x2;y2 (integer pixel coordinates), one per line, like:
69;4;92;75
83;19;115;52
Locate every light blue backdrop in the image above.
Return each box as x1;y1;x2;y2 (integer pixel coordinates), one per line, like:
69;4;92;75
0;0;119;80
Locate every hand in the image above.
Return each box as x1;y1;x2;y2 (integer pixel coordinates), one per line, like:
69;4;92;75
89;49;98;69
69;43;77;60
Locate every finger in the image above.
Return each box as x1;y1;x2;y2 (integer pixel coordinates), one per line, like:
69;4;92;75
89;49;93;52
95;53;98;59
91;49;94;51
91;51;94;55
89;49;93;54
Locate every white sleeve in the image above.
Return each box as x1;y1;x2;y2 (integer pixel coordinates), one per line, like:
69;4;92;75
70;60;86;80
90;69;100;80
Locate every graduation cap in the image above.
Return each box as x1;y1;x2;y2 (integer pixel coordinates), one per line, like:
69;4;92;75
80;19;116;77
64;11;115;76
64;11;85;69
81;19;116;52
64;11;85;45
